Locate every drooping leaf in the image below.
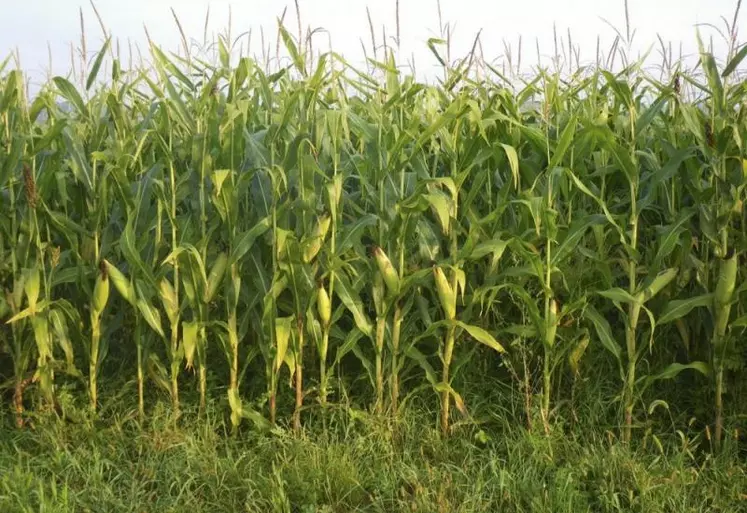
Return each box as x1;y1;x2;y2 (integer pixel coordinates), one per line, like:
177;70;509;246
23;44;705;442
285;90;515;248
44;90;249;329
334;273;372;338
53;77;87;118
455;321;506;353
584;305;622;362
658;294;713;324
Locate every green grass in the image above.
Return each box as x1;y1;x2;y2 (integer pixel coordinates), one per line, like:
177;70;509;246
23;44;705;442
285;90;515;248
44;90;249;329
1;390;745;513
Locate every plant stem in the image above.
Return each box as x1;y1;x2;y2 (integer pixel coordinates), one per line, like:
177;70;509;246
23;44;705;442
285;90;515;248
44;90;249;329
170;326;180;416
293;317;304;432
136;320;144;422
90;318;100;412
715;359;724;450
390;303;402;414
623;318;637;443
375;316;386;414
320;329;329;406
440;323;456;436
542;348;551;434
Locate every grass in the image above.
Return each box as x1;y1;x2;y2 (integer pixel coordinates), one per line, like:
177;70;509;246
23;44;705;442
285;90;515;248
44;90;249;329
1;377;746;513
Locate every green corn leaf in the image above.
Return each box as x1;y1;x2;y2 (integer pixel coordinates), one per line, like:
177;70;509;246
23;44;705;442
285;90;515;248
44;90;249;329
150;45;194;89
231;217;271;264
634;95;667;138
722;43;747;77
425;192;452;236
695;30;723;110
145;353;172;395
598;288;637;304
121;216;157;291
584;305;622;362
548;114;577;170
53;77;87;118
86;37;112;90
49;308;75;372
334;328;365;365
650;210;696;270
469;239;510;261
658;294;713;325
406;346;439;386
552;214;606;266
334;273;372;338
500;144;520;189
277;22;307;76
205;253;228;303
641;362;710;393
136;296;165;339
0;70;19;112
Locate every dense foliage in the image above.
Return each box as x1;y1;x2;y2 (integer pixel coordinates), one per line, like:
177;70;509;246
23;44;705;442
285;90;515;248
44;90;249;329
1;21;746;458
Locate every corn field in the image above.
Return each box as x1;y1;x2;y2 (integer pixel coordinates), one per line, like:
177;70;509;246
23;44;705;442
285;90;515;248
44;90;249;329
1;19;747;451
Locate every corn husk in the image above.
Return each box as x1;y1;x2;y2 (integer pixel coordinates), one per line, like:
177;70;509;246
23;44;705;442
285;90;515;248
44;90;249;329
104;260;135;306
545;299;558;348
317;284;331;328
303;215;331;263
373;246;399;296
433;266;456;320
92;268;110;315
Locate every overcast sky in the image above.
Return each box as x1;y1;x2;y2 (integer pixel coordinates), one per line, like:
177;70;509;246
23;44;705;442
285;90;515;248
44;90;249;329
1;0;744;87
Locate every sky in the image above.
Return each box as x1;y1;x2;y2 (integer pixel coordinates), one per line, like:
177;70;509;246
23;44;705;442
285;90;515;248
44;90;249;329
1;0;744;88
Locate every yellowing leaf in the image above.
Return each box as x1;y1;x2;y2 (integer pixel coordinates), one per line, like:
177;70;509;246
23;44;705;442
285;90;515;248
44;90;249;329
456;321;505;353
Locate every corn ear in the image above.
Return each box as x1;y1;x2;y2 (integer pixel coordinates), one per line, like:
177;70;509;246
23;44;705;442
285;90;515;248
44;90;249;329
713;251;737;337
433;266;456;320
92;265;110;315
317;284;331;328
373;271;386;317
373;246;399;296
159;278;179;325
714;251;737;306
715;303;732;338
12;274;26;312
569;334;590;376
205;252;228;303
327;175;342;217
545;299;558;348
636;268;678;303
104;260;135;306
228;387;243;427
182;321;200;370
303;214;331;263
274;316;293;373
